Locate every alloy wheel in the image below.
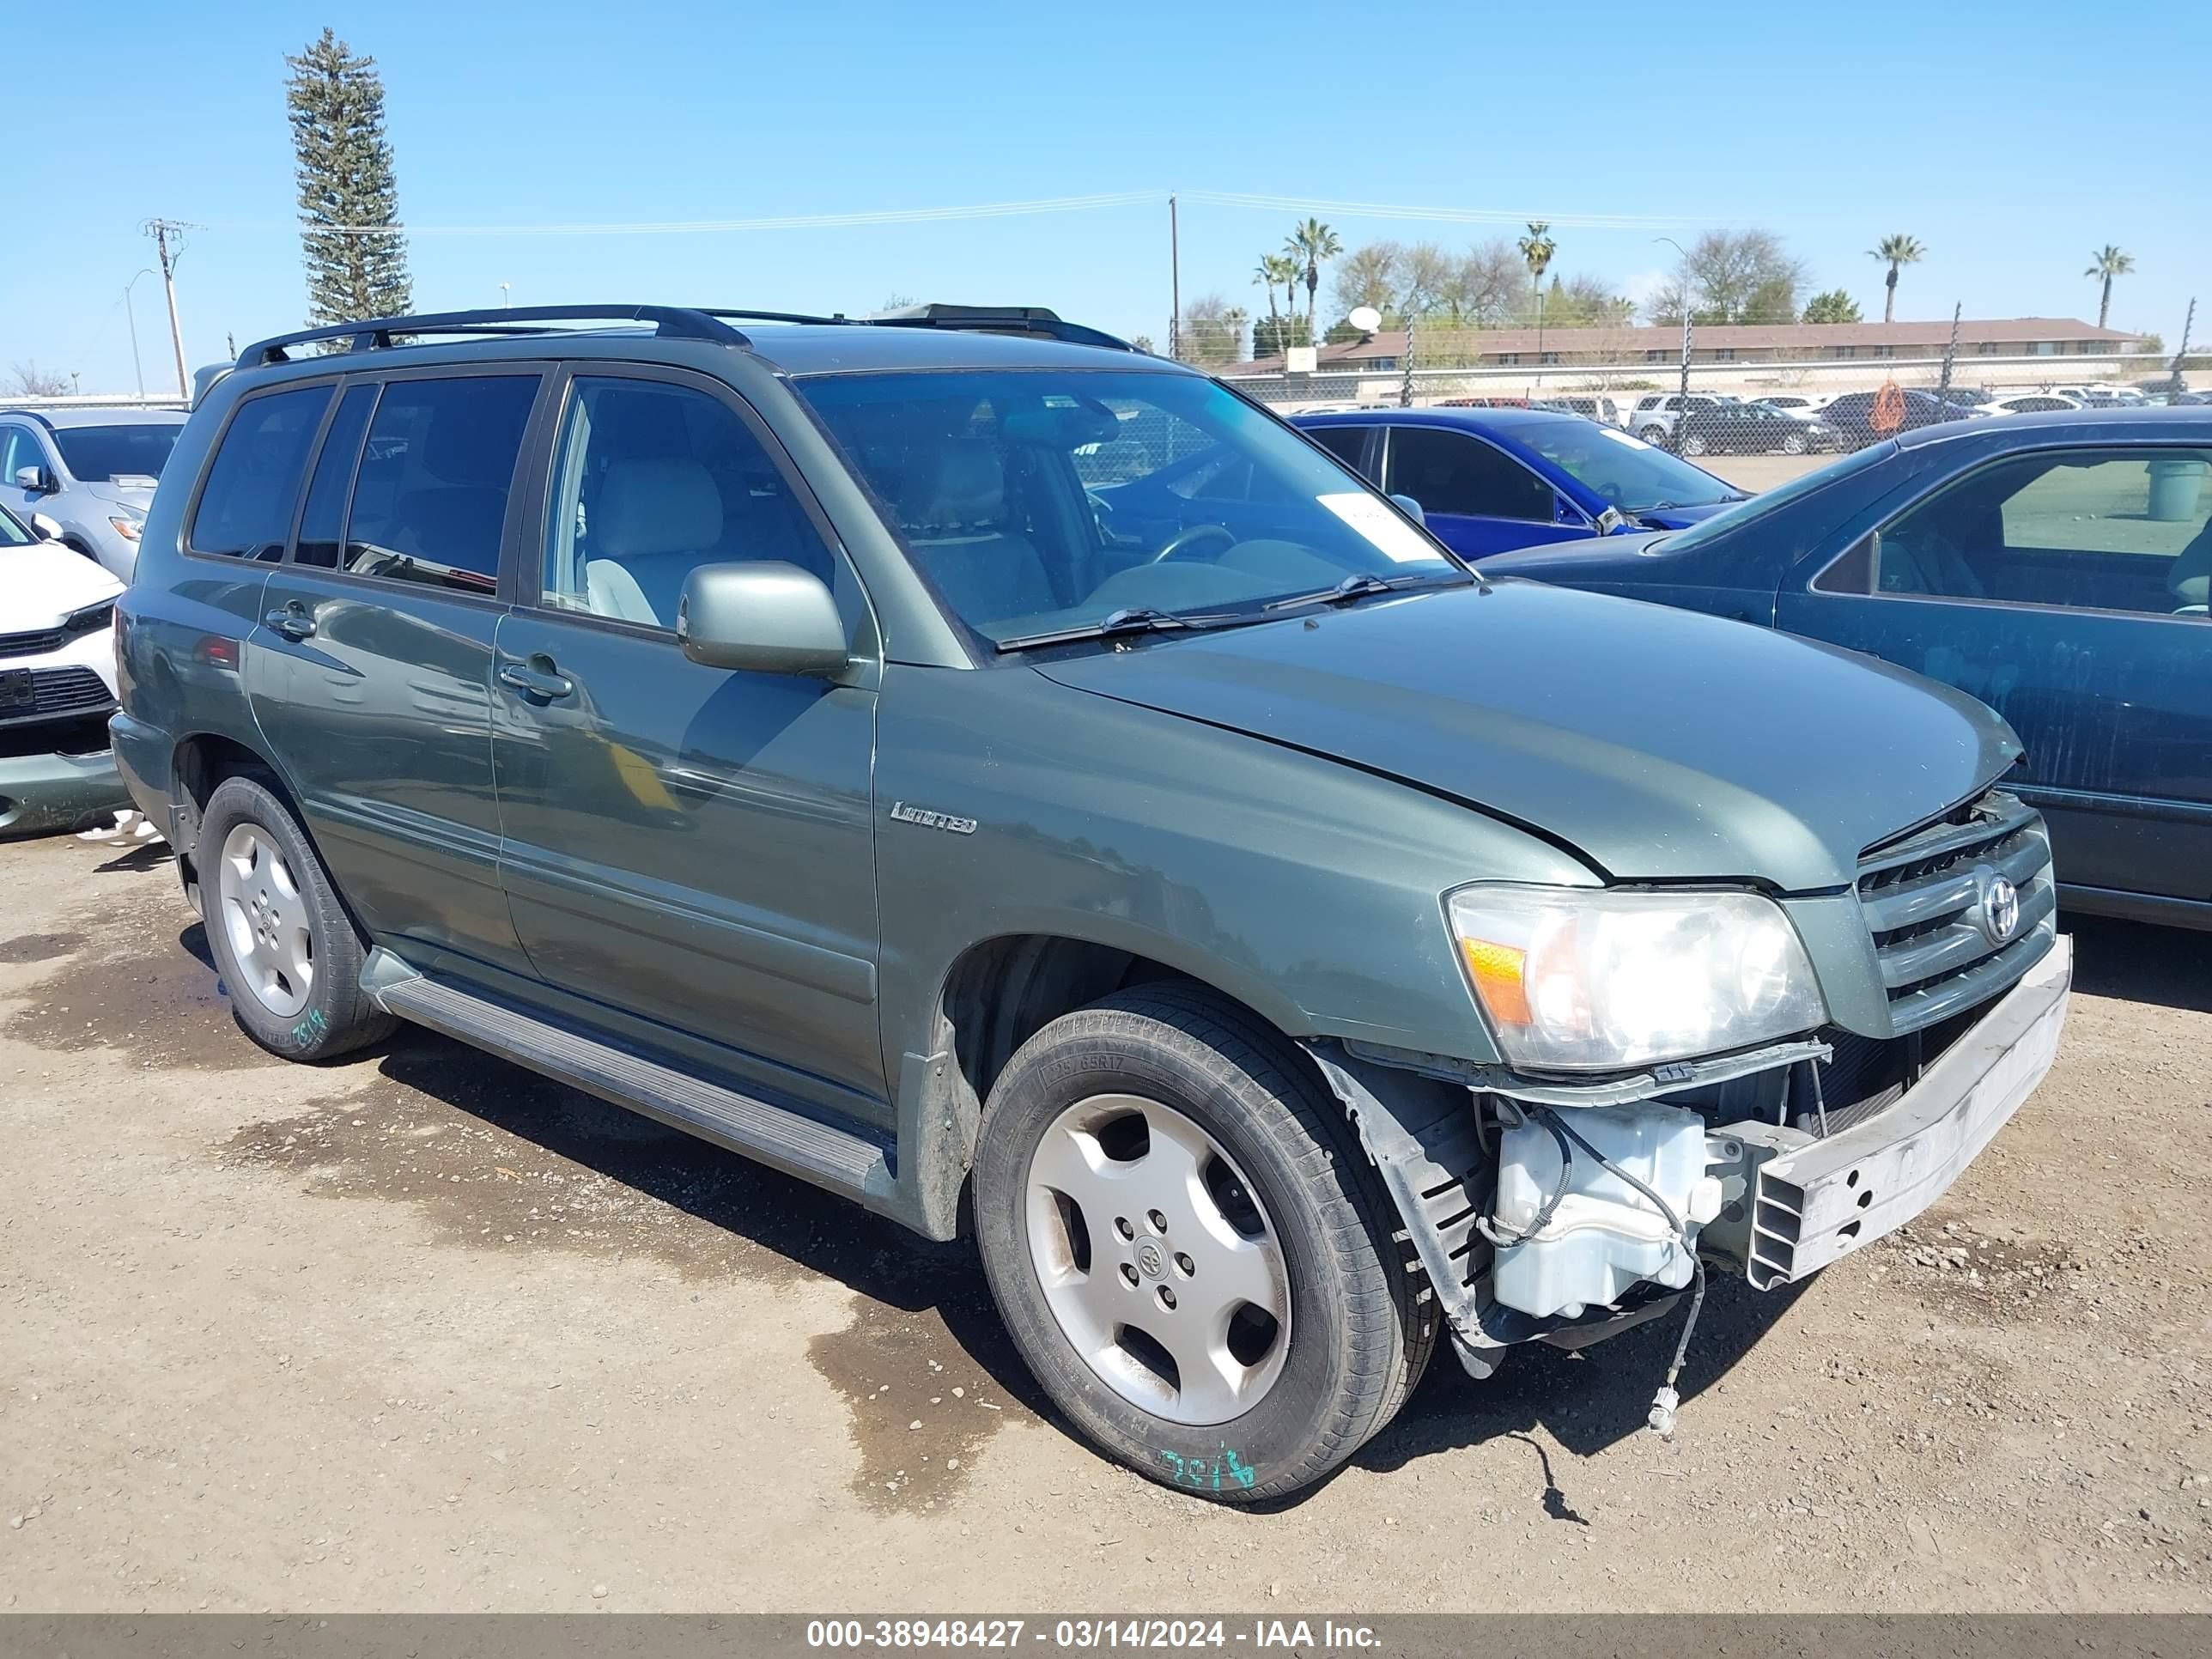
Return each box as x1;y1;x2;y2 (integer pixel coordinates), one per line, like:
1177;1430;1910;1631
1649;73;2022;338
217;822;315;1018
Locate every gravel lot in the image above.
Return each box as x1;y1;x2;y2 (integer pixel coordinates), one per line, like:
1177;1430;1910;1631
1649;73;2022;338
2;828;2209;1613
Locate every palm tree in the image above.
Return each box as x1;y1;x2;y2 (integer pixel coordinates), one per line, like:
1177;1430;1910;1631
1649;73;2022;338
1253;252;1299;354
1868;234;1924;324
2084;245;2135;329
1285;219;1341;335
1517;221;1556;366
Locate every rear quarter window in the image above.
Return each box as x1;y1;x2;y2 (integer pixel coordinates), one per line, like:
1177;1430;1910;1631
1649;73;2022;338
189;386;335;561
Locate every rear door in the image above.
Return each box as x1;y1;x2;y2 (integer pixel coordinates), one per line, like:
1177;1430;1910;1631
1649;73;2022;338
1781;442;2212;906
248;367;546;978
1379;424;1589;556
489;365;886;1120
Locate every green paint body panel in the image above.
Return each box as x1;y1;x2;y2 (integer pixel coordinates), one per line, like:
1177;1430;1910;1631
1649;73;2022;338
114;320;2027;1240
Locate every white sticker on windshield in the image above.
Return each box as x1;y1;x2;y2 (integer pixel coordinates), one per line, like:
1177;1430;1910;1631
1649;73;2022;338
1595;426;1649;448
1317;492;1437;564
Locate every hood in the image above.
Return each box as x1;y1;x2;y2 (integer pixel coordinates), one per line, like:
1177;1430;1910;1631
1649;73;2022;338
83;479;157;512
1629;500;1736;530
1030;580;2020;892
2;542;125;629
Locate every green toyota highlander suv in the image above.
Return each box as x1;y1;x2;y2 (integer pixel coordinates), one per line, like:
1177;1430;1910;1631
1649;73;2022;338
113;303;2071;1501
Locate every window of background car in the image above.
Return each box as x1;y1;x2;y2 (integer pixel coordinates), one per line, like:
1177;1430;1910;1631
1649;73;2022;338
539;376;840;630
292;384;378;568
798;368;1461;645
1;424;53;483
1302;425;1372;477
51;423;181;483
335;375;538;594
1383;427;1554;521
0;506;33;546
1514;417;1738;513
1815;447;2212;615
188;386;334;562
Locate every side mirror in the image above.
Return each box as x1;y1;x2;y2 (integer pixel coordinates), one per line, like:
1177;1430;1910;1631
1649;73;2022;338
677;561;849;677
1388;493;1425;526
29;513;63;541
13;465;52;494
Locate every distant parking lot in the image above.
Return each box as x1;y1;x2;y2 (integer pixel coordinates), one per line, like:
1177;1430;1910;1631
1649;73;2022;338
3;830;2209;1611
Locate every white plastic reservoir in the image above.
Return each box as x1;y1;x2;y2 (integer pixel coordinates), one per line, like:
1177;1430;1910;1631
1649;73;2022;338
1491;1103;1723;1320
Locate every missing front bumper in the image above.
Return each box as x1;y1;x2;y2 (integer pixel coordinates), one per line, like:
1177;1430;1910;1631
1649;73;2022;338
1729;933;2071;1289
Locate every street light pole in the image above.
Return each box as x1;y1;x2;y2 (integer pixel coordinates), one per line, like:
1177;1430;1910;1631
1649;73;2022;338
1656;237;1694;453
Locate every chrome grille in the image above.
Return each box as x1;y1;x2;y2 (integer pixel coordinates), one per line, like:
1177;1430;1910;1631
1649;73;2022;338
1856;788;2055;1034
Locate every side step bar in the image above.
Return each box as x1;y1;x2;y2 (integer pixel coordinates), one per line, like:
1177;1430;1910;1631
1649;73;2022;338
372;965;896;1208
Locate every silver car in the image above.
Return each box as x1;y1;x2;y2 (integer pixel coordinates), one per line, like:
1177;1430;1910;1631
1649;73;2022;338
0;407;188;580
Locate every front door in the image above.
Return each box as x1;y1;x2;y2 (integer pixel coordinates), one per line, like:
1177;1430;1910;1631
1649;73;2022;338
248;368;545;978
489;368;885;1119
1782;443;2212;905
1380;424;1588;557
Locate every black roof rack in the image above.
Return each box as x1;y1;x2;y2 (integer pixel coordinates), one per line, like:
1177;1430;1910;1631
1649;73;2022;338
236;304;751;368
865;303;1133;351
235;301;1134;370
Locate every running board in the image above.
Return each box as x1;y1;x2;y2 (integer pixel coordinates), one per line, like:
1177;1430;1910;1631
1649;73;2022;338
370;964;896;1206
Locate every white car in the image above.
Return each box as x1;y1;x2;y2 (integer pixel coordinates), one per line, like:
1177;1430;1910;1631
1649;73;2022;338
1752;393;1833;422
1623;392;1728;443
0;505;129;836
1984;393;2086;416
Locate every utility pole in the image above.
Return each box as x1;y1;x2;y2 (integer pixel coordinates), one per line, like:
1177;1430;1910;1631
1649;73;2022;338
142;219;197;399
1168;194;1181;363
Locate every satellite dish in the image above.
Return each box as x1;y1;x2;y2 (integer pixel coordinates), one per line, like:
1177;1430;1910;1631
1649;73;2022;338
1347;306;1382;335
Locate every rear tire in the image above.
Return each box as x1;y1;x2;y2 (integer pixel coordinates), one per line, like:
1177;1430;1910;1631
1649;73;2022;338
197;773;396;1061
972;983;1432;1503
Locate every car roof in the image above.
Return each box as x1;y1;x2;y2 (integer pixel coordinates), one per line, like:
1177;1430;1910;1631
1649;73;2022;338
736;323;1164;375
1893;404;2212;449
6;405;189;428
1287;405;1583;434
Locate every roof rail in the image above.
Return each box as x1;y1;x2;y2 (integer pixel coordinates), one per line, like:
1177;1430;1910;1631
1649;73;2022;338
864;303;1134;352
235;304;751;368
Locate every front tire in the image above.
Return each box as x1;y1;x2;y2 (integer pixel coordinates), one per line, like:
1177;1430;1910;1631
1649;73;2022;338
198;773;396;1061
973;984;1432;1502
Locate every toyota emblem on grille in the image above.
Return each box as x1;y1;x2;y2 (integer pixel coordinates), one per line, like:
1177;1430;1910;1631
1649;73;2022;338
1975;867;2021;945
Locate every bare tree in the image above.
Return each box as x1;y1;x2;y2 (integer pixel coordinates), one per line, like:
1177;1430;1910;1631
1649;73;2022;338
1648;229;1806;325
7;362;71;398
1330;241;1401;320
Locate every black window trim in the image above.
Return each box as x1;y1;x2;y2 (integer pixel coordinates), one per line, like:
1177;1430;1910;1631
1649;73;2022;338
282;361;556;611
508;359;880;657
1804;438;2212;627
180;379;341;568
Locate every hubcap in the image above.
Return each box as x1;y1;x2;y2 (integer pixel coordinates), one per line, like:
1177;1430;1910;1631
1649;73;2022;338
217;823;315;1019
1024;1093;1291;1425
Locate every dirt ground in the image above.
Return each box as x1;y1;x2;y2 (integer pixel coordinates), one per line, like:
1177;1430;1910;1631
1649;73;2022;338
1;829;2208;1613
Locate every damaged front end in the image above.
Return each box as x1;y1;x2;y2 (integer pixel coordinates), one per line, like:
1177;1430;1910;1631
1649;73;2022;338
1308;788;2072;1433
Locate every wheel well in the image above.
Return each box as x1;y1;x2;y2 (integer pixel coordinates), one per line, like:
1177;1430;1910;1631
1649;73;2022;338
938;935;1275;1114
171;733;290;884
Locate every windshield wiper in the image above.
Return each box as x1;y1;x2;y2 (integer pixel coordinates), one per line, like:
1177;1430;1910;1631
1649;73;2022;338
994;606;1249;653
1261;569;1468;611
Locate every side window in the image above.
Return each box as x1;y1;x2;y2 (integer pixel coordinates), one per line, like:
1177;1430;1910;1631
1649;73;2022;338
1304;426;1374;479
1;424;41;481
292;384;378;568
188;386;334;561
340;376;538;593
1818;447;2212;614
1383;427;1554;522
540;376;832;629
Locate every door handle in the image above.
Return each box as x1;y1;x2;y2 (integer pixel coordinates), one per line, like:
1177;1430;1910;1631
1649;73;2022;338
263;604;315;641
497;657;576;701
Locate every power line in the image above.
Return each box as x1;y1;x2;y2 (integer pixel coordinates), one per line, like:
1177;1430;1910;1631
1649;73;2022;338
219;191;1160;238
1182;190;1711;230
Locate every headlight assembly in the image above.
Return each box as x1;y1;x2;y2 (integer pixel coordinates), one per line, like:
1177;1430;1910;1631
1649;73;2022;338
63;600;116;639
1448;884;1826;1072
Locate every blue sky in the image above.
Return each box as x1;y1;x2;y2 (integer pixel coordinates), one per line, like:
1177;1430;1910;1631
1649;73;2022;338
11;0;2206;392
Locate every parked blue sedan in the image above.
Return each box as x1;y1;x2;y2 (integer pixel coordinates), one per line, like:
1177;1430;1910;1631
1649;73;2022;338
1480;408;2212;929
1288;406;1748;558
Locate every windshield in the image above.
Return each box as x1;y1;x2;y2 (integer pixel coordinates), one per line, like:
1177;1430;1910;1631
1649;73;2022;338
799;369;1465;646
1654;441;1898;553
52;423;180;483
1510;417;1741;512
0;505;32;546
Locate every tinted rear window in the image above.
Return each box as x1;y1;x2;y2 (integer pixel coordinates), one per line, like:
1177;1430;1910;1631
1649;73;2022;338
337;376;538;593
190;387;334;561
